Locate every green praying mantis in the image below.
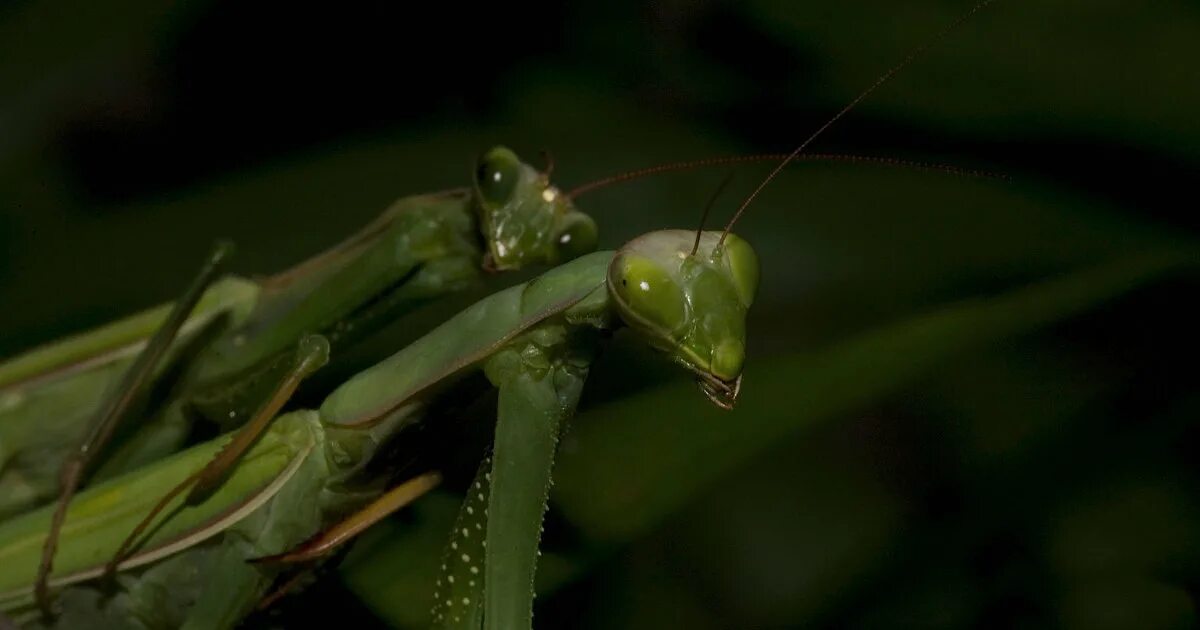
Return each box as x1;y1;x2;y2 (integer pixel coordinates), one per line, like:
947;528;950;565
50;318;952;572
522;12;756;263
0;0;1007;627
0;229;758;628
0;145;593;512
0;148;959;630
0;144;592;519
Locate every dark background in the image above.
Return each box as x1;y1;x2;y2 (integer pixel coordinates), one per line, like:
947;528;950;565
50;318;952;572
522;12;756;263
2;1;1199;628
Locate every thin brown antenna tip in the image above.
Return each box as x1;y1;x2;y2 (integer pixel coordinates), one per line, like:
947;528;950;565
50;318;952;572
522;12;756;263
720;0;1004;244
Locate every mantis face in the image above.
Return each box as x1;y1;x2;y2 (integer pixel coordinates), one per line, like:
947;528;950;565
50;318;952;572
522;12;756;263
472;146;598;271
608;229;759;409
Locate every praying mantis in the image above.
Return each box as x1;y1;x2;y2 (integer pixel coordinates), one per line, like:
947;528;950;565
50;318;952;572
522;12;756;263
0;0;1021;627
0;229;757;628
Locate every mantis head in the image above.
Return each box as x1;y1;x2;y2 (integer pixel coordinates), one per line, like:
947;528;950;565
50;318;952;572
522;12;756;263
473;146;598;271
608;229;759;409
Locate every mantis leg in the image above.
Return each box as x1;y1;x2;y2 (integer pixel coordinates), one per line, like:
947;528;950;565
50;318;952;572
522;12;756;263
36;241;234;618
485;364;586;630
253;471;442;564
437;343;589;630
107;334;330;574
433;457;492;629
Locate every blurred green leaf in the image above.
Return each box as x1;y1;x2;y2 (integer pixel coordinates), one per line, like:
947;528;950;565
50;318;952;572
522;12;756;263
744;0;1200;160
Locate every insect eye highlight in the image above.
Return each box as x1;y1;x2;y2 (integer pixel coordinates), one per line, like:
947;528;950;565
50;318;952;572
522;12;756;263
474;146;521;206
553;213;597;263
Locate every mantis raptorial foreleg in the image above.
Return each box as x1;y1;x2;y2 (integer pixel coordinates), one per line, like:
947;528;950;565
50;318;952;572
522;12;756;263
425;373;585;630
482;337;590;629
432;458;491;629
430;325;592;629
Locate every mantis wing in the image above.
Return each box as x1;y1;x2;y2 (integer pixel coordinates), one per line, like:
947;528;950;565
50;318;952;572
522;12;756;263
0;411;322;608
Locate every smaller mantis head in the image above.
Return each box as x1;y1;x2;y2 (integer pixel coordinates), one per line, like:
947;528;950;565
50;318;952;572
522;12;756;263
472;146;598;271
608;229;759;409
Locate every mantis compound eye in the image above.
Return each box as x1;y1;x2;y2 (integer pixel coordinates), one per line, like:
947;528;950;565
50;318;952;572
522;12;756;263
609;254;686;336
475;146;521;206
552;213;598;263
719;233;759;308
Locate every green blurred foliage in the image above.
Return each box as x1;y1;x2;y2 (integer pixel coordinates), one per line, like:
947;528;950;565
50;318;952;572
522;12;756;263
2;0;1198;628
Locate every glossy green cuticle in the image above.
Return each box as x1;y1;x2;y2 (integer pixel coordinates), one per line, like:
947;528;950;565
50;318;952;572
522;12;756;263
720;233;760;307
611;255;686;333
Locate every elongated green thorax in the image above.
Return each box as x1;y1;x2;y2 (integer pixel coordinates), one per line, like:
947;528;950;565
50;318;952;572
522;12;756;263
608;230;758;408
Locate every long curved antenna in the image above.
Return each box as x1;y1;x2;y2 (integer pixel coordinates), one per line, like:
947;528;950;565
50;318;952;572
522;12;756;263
720;0;1002;245
566;152;1005;199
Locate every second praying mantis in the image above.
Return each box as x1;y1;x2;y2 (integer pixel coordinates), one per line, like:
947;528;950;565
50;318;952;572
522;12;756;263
0;144;595;615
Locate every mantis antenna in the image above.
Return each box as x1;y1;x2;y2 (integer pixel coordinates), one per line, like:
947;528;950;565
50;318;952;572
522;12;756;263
692;170;736;256
720;0;1004;245
565;152;1005;200
538;148;555;179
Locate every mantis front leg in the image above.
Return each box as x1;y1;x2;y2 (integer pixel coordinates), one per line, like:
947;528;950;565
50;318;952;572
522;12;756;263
436;325;592;630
